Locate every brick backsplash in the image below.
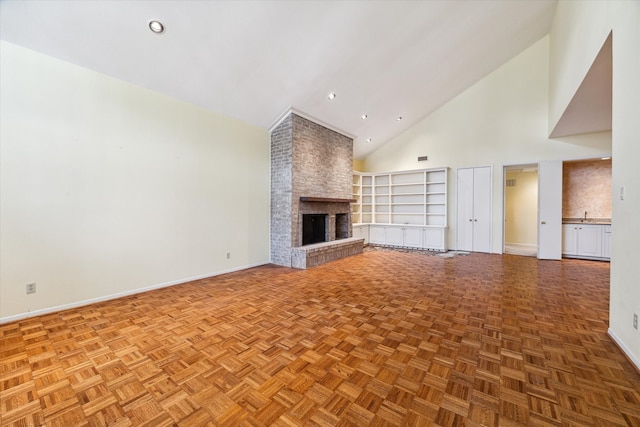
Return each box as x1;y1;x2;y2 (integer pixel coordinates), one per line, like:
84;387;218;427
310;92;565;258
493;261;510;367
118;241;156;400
562;159;612;220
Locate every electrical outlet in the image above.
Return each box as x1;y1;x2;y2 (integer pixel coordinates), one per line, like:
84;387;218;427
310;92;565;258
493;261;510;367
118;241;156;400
26;282;36;294
634;313;638;330
226;252;231;259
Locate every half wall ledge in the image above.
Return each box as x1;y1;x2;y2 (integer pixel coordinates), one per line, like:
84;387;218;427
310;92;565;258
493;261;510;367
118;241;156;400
291;237;364;269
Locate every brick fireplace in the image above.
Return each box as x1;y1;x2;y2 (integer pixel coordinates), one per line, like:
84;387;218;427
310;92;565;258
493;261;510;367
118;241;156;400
270;112;364;268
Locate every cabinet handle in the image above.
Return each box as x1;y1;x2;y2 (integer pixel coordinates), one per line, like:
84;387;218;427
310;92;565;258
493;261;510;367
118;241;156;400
541;221;546;224
469;219;472;222
474;219;477;222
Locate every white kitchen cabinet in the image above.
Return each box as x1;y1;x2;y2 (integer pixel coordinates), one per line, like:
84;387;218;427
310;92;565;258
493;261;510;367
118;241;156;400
602;225;611;259
576;224;601;257
562;224;578;255
562;223;609;260
456;166;491;253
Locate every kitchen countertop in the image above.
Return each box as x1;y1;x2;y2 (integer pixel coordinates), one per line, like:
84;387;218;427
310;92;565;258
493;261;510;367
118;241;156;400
562;218;611;225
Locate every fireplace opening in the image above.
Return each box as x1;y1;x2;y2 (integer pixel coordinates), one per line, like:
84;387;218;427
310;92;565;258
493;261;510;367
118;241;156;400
302;214;328;245
335;213;349;240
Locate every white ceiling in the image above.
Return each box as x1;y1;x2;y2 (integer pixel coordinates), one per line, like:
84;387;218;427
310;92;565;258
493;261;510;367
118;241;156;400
0;0;557;159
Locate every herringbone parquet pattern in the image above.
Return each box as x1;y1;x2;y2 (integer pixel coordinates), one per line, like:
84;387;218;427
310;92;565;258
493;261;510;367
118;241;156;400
1;252;639;426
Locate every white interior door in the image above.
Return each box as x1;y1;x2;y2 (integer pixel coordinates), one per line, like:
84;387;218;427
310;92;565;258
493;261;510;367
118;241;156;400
456;168;474;251
538;160;563;260
473;167;492;253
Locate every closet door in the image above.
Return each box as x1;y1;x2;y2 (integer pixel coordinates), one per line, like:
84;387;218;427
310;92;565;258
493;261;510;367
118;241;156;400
456;167;492;253
472;167;492;253
456;168;474;251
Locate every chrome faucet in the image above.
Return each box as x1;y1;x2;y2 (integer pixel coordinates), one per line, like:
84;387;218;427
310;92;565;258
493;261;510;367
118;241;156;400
584;211;588;221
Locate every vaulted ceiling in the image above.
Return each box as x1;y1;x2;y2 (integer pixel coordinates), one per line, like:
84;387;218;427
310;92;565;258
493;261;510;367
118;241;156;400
0;0;558;159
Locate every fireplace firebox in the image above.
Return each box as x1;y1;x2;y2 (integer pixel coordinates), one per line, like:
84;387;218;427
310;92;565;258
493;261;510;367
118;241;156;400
335;213;349;240
302;214;328;245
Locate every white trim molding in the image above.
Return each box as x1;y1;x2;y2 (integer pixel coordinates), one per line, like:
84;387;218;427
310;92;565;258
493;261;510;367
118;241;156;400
268;106;355;140
608;328;640;373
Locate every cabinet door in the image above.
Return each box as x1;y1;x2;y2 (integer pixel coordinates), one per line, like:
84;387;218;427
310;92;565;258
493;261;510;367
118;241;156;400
577;225;602;257
424;228;445;250
562;224;578;255
369;226;386;244
386;227;404;246
472;167;492;253
456;168;474;251
602;226;611;259
353;225;369;244
404;228;423;248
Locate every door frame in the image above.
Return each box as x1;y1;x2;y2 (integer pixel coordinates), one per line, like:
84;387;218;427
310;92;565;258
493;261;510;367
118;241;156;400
502;163;538;255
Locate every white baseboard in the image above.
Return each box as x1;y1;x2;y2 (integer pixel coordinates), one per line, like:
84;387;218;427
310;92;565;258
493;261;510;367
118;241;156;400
504;242;537;248
608;328;640;372
0;262;267;325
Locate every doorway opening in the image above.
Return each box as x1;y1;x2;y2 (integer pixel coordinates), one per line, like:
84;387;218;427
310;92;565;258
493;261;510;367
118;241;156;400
503;164;538;257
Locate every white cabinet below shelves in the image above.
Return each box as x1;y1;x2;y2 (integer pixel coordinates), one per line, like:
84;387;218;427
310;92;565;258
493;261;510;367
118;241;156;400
404;227;424;248
562;223;610;260
352;224;369;244
367;225;447;252
369;225;386;245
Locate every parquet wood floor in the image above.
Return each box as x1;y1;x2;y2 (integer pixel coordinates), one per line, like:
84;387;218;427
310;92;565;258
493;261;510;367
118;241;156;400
1;252;639;426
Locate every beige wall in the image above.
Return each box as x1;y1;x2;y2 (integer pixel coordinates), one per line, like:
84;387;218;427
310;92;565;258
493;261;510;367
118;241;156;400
609;3;640;367
550;0;640;370
562;159;612;219
0;41;271;321
505;170;538;246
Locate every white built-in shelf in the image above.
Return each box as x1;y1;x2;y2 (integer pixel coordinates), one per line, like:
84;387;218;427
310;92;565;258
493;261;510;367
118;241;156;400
352;167;449;251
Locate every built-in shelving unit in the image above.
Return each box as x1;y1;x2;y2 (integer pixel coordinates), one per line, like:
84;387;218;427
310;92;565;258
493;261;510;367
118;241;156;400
352;167;448;251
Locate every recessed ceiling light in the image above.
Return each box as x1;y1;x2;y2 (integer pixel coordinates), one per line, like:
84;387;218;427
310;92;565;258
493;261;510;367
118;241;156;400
149;20;165;34
366;138;372;143
361;114;368;120
328;92;336;100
